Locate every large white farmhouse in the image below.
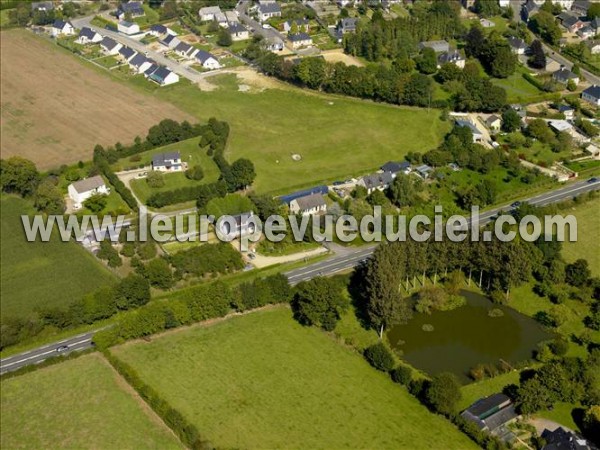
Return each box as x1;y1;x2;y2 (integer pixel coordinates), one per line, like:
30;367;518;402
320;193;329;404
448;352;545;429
68;176;109;208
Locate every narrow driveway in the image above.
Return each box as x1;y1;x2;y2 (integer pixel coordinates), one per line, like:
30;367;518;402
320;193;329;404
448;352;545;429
235;0;285;42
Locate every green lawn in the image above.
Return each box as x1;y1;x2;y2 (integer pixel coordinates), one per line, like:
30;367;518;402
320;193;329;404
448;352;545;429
491;66;545;104
537;402;581;432
112;307;476;449
0;9;13;28
144;74;450;195
0;195;117;319
458;371;522;411
561;196;600;276
94;55;119;69
121;138;221;205
0;354;183;449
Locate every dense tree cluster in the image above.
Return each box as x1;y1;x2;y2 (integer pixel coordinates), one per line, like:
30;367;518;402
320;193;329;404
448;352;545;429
465;27;517;79
291;277;349;331
168;243;244;279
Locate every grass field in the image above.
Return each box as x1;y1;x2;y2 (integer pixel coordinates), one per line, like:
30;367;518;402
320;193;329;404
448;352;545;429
149;74;450;195
458;371;522;411
0;195;117;318
123;138;221;204
112;307;476;449
0;354;183;449
491;66;545;104
561;197;600;276
0;30;192;170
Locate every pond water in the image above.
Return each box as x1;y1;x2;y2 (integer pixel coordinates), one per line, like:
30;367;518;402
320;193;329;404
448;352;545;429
387;290;554;383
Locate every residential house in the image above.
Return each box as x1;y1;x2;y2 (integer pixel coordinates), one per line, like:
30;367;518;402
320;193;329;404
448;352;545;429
195;50;221;70
217;212;256;239
553;67;580;85
415;164;433;179
51;20;74;37
558;11;586;33
76;27;102;44
288;32;313;49
118;46;137;62
499;0;510;6
100;36;122;55
486;115;502;131
549;119;574;134
557;104;575;120
462;0;476;8
578;25;595;39
507;36;528;55
151;151;182;171
460;393;519;434
116;1;145;20
229;23;250;41
147;66;179;86
540;427;592;450
31;1;53;11
522;0;540;21
225;11;239;25
289;193;327;216
199;6;222;22
129;53;154;74
118;21;140;35
149;23;176;37
337;17;358;34
174;41;198;59
283;18;310;33
381;161;411;175
359;172;393;194
587;39;600;54
437;49;465;68
257;2;282;22
455;119;485;142
418;40;450;53
337;0;353;6
581;84;600;105
591;17;600;34
161;33;181;49
68;176;109;208
279;185;329;205
265;36;284;51
570;0;590;16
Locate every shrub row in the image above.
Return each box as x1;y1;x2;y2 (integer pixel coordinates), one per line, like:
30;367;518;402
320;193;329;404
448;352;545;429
103;351;212;449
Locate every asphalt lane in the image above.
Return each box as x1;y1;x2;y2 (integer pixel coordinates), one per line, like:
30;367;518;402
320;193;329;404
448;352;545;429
2;178;598;373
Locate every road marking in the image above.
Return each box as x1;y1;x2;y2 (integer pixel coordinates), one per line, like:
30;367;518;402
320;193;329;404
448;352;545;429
0;338;92;369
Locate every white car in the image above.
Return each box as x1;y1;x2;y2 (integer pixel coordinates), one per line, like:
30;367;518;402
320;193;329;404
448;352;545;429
262;24;271;29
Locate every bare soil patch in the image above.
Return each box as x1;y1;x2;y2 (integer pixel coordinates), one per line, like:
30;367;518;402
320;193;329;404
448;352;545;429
1;30;192;169
320;49;364;67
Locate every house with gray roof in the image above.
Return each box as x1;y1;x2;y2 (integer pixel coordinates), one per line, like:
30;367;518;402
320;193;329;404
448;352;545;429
100;36;122;55
76;27;102;44
553;67;580;85
129;53;154;74
507;36;528;55
147;66;179;86
119;46;137;62
161;33;181;49
289;193;327;216
522;0;539;21
31;1;53;11
455;119;485;142
582;84;600;105
174;41;198;59
116;1;144;19
288;32;312;49
68;176;109;208
152;151;182;171
257;2;282;22
199;5;222;22
51;20;74;37
418;40;450;53
195;50;220;69
438;49;465;68
229;22;249;41
359;172;393;194
381;161;411;175
461;393;519;435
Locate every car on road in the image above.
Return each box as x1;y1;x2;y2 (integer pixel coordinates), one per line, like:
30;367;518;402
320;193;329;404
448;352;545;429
248;253;256;260
511;201;521;208
262;24;271;29
56;345;69;353
588;177;598;183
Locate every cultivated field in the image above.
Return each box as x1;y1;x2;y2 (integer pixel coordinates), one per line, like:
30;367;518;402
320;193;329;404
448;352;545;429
154;74;450;195
562;196;600;276
0;354;183;449
0;195;117;319
113;307;476;449
0;30;192;170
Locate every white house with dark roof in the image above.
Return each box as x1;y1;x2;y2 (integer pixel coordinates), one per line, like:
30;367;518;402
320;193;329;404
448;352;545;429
289;193;327;216
455;119;485;142
116;1;145;20
68;176;109;208
195;50;220;69
129;53;154;74
358;172;393;194
288;32;312;49
553;67;579;86
485;115;502;131
118;20;140;35
257;2;282;22
147;66;179;86
229;23;249;41
217;212;256;239
51;20;74;37
152;151;182;171
437;49;465;68
461;393;518;434
507;36;528;55
161;33;181;49
100;36;123;55
76;27;102;44
582;85;600;105
283;18;310;33
119;46;137;62
174;41;198;59
587;40;600;55
199;5;222;22
31;1;53;11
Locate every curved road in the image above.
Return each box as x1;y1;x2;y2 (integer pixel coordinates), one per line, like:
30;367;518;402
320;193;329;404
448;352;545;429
1;177;599;374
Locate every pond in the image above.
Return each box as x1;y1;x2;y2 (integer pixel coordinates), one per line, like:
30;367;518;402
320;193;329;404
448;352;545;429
387;290;554;384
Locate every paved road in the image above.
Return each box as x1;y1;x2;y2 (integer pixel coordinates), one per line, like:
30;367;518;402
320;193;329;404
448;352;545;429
71;16;222;84
2;178;598;374
284;177;600;285
0;332;96;375
236;0;285;42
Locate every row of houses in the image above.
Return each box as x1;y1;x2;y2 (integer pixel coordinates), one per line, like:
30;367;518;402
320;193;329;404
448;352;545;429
158;32;221;69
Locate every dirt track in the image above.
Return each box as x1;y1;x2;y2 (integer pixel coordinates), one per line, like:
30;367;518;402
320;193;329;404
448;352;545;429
0;30;193;169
